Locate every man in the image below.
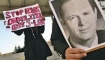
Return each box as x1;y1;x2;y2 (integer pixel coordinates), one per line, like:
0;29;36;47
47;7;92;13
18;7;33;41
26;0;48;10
59;0;99;49
50;0;105;60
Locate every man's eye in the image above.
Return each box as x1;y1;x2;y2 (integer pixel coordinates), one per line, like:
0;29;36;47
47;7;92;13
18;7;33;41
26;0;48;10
69;16;75;20
83;12;89;15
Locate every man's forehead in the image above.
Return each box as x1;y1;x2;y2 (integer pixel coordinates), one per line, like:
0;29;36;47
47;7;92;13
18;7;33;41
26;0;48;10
62;0;90;7
62;0;92;11
60;0;95;18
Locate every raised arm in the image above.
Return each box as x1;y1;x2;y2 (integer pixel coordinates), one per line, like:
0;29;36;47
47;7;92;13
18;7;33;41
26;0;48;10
12;29;24;36
36;16;45;34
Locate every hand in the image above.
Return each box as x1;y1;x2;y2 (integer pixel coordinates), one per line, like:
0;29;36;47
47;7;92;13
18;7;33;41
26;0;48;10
4;21;6;25
41;16;45;21
65;47;87;60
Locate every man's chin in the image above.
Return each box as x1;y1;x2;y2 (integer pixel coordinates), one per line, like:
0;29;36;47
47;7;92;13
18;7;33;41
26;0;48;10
79;35;92;41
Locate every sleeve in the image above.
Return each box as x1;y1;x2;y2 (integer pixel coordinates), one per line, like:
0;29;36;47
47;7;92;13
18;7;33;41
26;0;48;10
12;29;24;36
50;18;69;59
37;25;45;34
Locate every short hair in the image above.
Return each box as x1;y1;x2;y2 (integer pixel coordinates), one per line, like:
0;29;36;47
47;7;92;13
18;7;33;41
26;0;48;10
59;0;96;20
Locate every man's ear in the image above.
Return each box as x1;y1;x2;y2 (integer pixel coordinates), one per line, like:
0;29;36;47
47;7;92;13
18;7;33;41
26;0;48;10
94;8;97;20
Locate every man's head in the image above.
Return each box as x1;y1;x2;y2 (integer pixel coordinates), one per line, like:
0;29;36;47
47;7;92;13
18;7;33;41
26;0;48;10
59;0;97;43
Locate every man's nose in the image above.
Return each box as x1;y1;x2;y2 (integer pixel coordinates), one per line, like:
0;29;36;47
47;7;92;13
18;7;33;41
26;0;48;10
78;16;86;26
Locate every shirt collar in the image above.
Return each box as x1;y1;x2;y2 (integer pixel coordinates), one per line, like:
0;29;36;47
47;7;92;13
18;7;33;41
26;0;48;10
70;35;98;50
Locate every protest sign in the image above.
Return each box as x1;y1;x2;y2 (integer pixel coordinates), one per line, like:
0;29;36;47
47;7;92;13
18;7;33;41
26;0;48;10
3;3;44;31
49;0;105;52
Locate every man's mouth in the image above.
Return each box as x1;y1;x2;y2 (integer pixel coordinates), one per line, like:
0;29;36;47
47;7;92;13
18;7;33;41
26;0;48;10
79;27;90;33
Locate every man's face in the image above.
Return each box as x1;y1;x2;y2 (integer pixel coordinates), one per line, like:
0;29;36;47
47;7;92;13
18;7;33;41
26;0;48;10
61;0;97;41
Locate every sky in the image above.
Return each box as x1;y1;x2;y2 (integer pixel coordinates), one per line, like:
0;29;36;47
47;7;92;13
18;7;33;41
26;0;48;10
0;17;52;54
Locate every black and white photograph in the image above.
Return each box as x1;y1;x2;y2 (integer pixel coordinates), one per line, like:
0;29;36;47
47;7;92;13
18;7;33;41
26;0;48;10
49;0;105;52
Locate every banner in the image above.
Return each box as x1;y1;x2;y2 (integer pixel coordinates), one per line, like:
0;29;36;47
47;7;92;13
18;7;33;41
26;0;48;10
3;3;45;31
